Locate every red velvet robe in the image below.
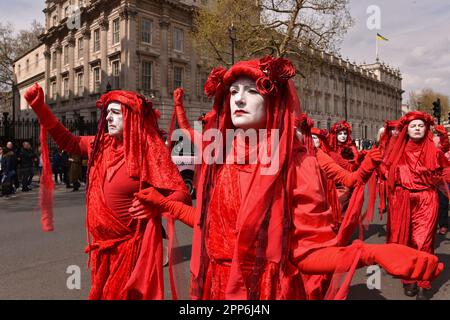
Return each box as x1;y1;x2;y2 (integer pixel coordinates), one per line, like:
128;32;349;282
387;140;441;289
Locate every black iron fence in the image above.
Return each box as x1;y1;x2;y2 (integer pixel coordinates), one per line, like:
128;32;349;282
0;117;98;151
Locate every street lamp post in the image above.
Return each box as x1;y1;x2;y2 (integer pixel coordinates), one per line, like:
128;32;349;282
228;24;237;65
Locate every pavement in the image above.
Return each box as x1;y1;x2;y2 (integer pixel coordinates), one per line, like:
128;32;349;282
0;182;449;300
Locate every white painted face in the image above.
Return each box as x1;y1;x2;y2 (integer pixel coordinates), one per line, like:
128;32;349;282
230;77;267;130
337;130;348;143
407;119;426;142
312;134;321;148
295;128;303;144
106;102;124;139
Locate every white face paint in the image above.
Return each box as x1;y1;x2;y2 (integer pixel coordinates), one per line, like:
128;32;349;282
312;134;321;148
230;77;266;130
407;119;426;142
106;102;123;139
295;128;303;144
337;130;348;143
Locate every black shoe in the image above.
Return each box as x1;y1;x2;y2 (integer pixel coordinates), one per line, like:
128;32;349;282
416;288;430;300
404;283;418;297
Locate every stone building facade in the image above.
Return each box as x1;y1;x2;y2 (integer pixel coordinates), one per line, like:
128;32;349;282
13;0;402;140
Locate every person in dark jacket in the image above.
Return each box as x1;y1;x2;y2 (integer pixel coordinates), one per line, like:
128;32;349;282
1;145;18;196
18;141;38;191
52;148;62;184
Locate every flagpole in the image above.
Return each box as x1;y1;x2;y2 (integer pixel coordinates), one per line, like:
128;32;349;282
376;36;379;61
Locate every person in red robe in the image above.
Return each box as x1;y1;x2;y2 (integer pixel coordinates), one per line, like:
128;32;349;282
434;125;450;235
375;120;400;217
327;121;362;212
24;84;190;300
385;111;447;299
136;57;443;300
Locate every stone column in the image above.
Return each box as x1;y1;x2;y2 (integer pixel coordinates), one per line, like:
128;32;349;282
43;48;51;101
55;42;62;110
67;32;76;101
82;27;91;97
119;5;137;91
159;6;171;98
99;16;109;91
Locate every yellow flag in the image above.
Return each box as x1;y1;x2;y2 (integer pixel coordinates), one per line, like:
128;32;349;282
376;33;389;41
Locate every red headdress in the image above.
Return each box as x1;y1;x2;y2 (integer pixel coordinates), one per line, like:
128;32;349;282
311;127;330;153
385;111;438;191
295;113;315;155
190;56;299;299
328;120;352;152
378;120;400;157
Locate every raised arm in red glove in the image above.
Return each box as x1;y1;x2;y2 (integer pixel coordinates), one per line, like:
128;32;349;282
173;88;203;153
298;240;443;282
24;84;88;156
134;186;195;227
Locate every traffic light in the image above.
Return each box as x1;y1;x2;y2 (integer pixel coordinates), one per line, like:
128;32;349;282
432;99;442;124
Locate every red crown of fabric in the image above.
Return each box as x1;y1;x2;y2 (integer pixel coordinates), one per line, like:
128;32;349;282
204;56;296;98
398;111;435;131
295;113;314;131
384;120;400;129
330;121;352;135
311;127;328;138
96;90;154;114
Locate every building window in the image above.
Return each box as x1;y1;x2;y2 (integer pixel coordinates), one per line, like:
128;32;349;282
141;18;153;44
174;66;183;88
51;81;57;100
173;28;184;52
52;15;57;27
64;6;69;19
52;51;57;70
91;111;97;122
35;53;39;66
198;72;208;97
111;60;120;89
112;19;120;45
93;67;100;93
17;65;21;76
78;38;84;59
63;77;69;98
93;29;100;52
77;73;84;96
142;61;153;92
63;45;69;65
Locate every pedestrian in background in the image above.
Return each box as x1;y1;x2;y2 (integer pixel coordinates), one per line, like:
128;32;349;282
18;141;38;192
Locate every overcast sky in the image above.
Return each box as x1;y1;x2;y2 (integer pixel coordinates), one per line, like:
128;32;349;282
1;0;449;103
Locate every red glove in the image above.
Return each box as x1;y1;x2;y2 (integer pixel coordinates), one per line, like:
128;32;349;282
361;243;443;281
173;88;191;130
24;83;59;129
356;148;382;183
135;187;195;227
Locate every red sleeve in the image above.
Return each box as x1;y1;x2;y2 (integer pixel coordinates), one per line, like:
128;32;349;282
290;152;338;266
316;148;359;187
47;121;94;157
174;104;203;154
